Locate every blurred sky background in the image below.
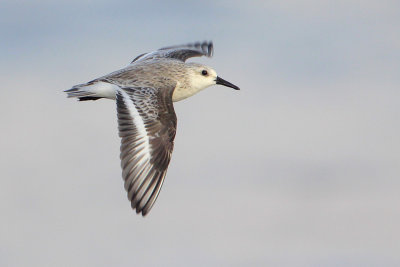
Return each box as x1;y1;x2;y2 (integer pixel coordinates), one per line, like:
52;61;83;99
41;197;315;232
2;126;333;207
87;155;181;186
1;0;399;266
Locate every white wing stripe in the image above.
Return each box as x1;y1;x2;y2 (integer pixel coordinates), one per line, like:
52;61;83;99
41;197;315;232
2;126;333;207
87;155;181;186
118;89;151;161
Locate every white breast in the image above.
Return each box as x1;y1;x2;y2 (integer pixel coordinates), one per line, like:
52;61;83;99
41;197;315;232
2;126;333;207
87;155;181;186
172;81;209;102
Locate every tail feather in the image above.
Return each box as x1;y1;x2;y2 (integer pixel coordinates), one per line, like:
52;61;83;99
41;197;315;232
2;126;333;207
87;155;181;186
78;96;102;101
64;81;118;101
64;83;97;99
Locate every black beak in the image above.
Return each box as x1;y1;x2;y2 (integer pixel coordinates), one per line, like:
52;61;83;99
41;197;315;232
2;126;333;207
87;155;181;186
215;76;240;90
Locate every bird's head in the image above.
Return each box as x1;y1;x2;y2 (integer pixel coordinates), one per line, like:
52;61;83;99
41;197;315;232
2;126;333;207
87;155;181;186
186;63;240;92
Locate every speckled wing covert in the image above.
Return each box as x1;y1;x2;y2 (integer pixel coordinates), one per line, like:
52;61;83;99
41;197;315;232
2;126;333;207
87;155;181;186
116;83;177;216
131;41;213;63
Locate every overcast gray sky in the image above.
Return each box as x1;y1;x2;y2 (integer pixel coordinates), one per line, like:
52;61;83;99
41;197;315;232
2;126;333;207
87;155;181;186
1;1;399;266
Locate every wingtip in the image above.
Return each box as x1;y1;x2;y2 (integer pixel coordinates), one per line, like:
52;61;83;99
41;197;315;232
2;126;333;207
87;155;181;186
190;41;213;57
131;195;149;216
141;210;149;217
201;40;213;57
132;204;149;217
208;41;214;57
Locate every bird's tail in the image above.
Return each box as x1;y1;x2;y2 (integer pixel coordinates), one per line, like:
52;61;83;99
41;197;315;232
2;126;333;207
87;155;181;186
64;81;117;101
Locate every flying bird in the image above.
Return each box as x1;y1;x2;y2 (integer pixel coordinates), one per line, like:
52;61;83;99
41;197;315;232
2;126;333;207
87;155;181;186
65;41;239;216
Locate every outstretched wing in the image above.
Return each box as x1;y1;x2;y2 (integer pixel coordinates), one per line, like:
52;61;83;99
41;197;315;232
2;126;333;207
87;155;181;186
130;41;213;63
116;83;177;216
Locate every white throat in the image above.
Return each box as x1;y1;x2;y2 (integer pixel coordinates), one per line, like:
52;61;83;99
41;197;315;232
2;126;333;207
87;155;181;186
172;77;214;102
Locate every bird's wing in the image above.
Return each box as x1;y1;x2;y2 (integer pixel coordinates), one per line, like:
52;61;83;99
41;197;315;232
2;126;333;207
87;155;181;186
130;41;213;63
116;83;177;216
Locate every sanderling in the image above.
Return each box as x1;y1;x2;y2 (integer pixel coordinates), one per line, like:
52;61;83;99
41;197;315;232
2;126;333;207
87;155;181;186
65;41;239;216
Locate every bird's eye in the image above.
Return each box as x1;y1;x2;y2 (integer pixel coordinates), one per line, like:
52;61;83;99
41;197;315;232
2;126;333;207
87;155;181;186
202;70;208;76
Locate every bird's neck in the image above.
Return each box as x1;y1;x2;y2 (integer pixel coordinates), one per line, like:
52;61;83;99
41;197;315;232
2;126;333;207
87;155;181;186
172;78;209;102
